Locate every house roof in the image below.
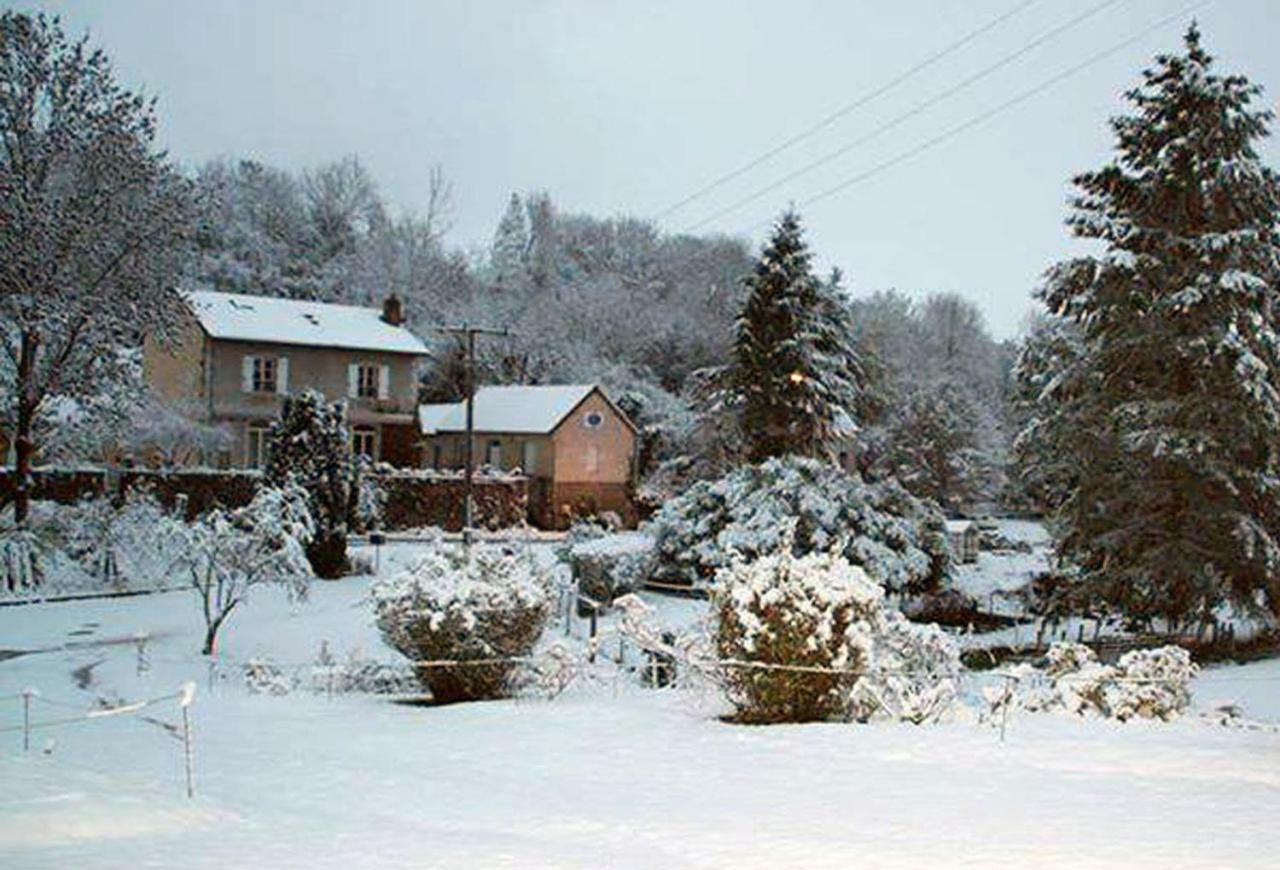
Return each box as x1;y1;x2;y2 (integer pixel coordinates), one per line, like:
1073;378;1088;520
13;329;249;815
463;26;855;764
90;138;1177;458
184;290;430;355
944;520;976;534
419;384;629;435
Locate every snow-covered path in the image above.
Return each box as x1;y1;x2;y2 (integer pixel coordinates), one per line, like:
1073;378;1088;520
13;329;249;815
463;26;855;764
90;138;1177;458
2;551;1279;869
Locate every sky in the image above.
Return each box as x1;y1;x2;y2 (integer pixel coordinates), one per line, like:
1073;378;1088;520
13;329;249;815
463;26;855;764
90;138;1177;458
20;0;1280;339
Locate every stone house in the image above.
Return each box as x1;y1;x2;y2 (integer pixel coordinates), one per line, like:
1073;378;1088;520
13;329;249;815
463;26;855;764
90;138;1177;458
418;384;638;528
143;290;429;468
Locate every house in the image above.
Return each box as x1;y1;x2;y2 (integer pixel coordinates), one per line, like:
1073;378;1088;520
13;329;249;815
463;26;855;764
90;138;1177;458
945;519;980;564
418;384;637;528
143;290;429;468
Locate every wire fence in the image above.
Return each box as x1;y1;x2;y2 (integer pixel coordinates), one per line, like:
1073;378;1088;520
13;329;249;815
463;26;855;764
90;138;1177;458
0;683;198;796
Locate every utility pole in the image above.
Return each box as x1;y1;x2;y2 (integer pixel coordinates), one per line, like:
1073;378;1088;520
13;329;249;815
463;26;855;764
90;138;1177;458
434;323;510;547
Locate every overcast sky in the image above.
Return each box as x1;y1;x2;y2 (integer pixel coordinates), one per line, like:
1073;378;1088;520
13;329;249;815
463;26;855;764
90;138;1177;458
25;0;1280;338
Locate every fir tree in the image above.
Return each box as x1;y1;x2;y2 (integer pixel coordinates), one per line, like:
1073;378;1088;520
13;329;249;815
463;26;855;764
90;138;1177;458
1032;26;1280;626
263;390;361;579
490;192;528;292
725;210;864;463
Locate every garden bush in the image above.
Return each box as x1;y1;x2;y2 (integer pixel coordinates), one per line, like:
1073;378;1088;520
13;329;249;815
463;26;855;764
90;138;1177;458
646;457;947;594
372;546;556;703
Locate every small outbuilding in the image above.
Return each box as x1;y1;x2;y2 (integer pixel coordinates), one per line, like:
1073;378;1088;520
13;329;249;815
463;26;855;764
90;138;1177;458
418;384;637;529
944;519;980;564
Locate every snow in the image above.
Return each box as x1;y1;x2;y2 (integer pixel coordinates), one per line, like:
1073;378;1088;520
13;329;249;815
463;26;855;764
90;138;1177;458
418;384;602;435
2;538;1279;868
185;290;430;356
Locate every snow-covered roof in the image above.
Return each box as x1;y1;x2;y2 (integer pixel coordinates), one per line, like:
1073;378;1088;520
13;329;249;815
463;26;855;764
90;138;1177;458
418;385;613;435
185;290;429;355
944;520;977;534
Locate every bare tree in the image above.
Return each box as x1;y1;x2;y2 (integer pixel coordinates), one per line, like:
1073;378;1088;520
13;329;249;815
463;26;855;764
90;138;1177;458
0;12;197;523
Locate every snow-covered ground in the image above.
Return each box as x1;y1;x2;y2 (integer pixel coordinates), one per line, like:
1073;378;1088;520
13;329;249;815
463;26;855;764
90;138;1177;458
2;537;1279;869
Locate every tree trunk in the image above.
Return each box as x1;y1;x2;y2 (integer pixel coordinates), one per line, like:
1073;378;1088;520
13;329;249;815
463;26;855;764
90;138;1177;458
12;330;40;527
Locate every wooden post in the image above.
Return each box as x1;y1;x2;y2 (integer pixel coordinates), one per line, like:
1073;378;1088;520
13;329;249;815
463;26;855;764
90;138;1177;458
21;689;32;753
999;675;1013;743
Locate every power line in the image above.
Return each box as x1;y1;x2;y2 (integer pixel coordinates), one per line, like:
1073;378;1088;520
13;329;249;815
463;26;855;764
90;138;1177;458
682;0;1127;233
653;0;1044;221
782;0;1211;223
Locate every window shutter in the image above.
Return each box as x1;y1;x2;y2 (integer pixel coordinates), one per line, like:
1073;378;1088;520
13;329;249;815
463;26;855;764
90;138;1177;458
378;365;390;400
241;356;255;393
276;356;290;395
347;364;359;399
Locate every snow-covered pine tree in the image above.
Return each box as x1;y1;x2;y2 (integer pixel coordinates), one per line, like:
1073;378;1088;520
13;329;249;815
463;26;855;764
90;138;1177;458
878;379;991;513
1035;25;1280;625
263;390;360;579
491;192;528;292
725;210;864;463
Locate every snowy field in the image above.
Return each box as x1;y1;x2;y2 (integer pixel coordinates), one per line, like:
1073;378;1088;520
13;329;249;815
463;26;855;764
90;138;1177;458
2;538;1280;869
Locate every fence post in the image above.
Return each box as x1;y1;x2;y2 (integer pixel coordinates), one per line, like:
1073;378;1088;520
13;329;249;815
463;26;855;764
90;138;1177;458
999;675;1013;743
135;633;150;678
180;682;196;798
21;688;34;753
588;606;599;663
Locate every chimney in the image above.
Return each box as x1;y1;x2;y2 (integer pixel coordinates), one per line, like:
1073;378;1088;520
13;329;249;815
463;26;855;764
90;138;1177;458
381;293;405;326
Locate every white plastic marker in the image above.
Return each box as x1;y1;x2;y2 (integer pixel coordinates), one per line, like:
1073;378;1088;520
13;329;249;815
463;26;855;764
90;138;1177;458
180;681;197;798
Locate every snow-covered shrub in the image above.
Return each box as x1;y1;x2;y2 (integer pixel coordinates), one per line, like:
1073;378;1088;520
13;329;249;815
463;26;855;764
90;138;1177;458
372;546;556;703
713;548;883;723
310;643;417;695
0;526;42;593
562;526;654;607
244;657;294;695
646;457;946;594
850;613;960;725
51;490;188;591
993;642;1198;722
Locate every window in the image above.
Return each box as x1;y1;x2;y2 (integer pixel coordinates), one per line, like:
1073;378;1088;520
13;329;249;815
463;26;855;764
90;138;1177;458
585;445;600;475
252;357;277;393
486;440;502;468
356;364;381;399
522;441;538;474
583;411;604;429
246;425;272;469
431;444;443;470
352;426;377;460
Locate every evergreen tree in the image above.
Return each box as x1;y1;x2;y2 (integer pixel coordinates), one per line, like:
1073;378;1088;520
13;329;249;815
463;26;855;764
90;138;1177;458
725;210;865;463
1032;26;1280;625
879;380;992;513
490;192;528;292
263;390;361;579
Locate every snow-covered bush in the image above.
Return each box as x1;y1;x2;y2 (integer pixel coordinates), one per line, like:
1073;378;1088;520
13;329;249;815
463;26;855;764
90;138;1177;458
850;613;960;724
713;549;883;723
646;457;946;594
244;657;294;695
561;525;654;607
310;643;418;695
372;546;556;703
0;526;42;593
52;490;187;590
711;543;961;724
992;642;1198;722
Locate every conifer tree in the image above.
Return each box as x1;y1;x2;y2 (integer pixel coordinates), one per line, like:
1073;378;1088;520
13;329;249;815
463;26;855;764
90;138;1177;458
490;192;527;292
1032;26;1280;625
725;210;864;463
263;390;361;579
